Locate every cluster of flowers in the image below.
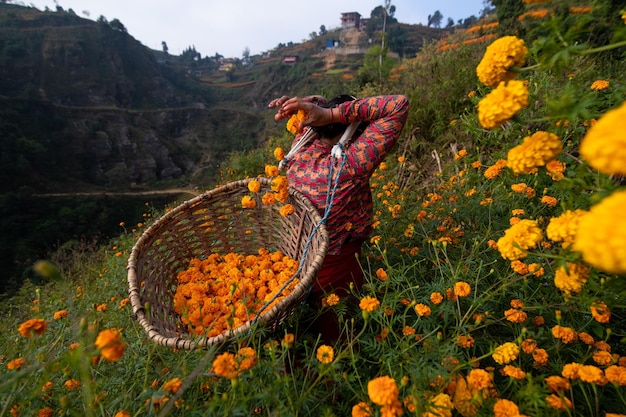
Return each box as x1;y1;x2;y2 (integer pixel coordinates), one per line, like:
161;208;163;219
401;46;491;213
173;248;299;337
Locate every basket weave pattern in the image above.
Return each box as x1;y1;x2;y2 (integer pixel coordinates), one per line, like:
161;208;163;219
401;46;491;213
127;178;328;350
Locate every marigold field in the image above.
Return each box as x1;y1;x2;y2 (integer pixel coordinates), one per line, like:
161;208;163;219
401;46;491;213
2;1;626;416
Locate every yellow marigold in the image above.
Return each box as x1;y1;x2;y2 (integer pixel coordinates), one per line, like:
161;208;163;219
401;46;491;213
454;281;471;297
546;209;586;248
367;375;399;406
554;262;589;295
414;303;432;317
579;101;626;175
492;342;520;365
286;110;307;134
477;80;529;129
359;296;380;312
430;292;443;304
590;80;610;91
546;159;566;181
261;192;276;205
316;345;334;364
241;195;256;209
279;204;294;217
493;399;522;417
95;328;126;362
212;352;239;379
273;147;285;161
546;394;572;411
497;219;543;261
476;36;528;87
423;393;453;417
590;300;611;323
573;190;626;274
507;131;563;174
351;402;372;417
247;180;261;193
162;377;183;394
18;318;47;337
545;375;570;392
501;365;526;380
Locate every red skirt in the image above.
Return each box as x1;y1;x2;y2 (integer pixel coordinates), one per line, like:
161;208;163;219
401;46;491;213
311;239;364;296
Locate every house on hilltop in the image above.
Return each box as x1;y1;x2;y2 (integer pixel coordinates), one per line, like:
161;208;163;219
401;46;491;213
341;12;361;29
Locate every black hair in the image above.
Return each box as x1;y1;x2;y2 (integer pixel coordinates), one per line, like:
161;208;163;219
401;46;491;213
312;94;356;139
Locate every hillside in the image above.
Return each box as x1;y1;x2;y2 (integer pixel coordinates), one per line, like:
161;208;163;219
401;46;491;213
0;3;449;194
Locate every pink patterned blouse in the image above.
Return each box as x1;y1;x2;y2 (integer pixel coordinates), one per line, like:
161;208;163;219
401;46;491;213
284;95;409;255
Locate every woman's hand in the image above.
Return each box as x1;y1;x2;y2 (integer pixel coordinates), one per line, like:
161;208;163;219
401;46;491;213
270;96;332;126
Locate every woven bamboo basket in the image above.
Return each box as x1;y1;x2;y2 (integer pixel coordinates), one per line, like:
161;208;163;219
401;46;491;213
127;177;328;350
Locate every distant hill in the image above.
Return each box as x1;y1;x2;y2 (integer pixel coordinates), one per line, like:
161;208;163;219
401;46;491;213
0;3;449;193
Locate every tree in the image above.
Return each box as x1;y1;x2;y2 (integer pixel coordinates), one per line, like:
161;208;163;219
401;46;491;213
162;41;169;55
491;0;524;35
109;18;127;33
446;17;455;28
427;10;443;28
319;25;327;36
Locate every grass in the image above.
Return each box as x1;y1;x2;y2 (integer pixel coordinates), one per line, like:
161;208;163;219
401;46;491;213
2;3;626;416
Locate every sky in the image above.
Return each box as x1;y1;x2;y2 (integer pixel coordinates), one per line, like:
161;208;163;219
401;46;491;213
21;0;488;58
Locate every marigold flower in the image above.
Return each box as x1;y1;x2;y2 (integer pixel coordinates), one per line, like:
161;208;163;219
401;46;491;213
554;262;590;295
593;350;613;366
53;309;68;320
261;192;276;205
545;375;570;392
497;219;543;261
359;296;380;312
484;159;507;179
541;195;558;207
241;195;256;209
605;365;626;385
114;411;132;417
368;375;400;406
579;101;626;175
279;204;294;217
247;180;261;193
286;110;307;134
507;131;562;174
282;333;295;348
414;303;432;317
273;147;285;161
7;357;25;370
423;393;453;417
430;292;443;304
212;352;239;379
467;368;494;390
590;80;610;91
562;363;582;380
316;345;334;364
477;80;529;129
501;365;526;380
546;394;572;410
533;348;549;367
236;347;257;371
162;378;183;394
521;338;536;354
492;342;520;364
38;407;53;417
457;334;475;348
18;318;47;337
590;300;611;323
574;190;626;274
351;402;372;417
504;308;527;323
578;365;607;385
265;165;279;177
376;268;388;281
95;328;126;362
454;281;471;297
324;293;340;307
546;209;586;248
476;36;528;87
493;399;522;417
552;325;578;344
64;379;80;391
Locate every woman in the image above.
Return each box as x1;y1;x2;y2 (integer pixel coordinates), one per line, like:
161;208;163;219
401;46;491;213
268;94;409;341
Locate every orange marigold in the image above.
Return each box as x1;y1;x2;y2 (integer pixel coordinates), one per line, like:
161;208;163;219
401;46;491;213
18;318;47;337
367;375;399;406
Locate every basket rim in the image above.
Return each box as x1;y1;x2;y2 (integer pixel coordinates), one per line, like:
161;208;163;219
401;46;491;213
127;177;329;350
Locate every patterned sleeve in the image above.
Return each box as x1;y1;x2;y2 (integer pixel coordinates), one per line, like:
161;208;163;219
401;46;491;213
337;95;409;176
